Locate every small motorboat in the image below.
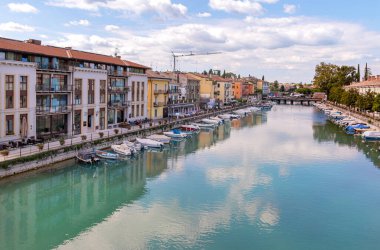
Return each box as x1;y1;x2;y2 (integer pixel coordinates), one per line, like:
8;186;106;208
76;150;100;164
111;144;133;156
164;129;188;138
96;150;119;160
209;116;224;123
202;118;220;125
136;138;164;148
146;134;171;143
191;122;216;128
363;131;380;140
124;140;142;151
180;124;200;132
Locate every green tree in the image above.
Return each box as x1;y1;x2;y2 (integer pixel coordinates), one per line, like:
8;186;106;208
202;70;207;75
222;69;226;78
208;69;213;75
273;80;279;90
280;85;285;92
372;94;380;112
328;86;343;102
357;64;360;82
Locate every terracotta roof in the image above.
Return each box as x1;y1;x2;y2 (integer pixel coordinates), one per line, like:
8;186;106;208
346;79;380;88
210;75;231;82
0;37;69;58
188;72;211;79
147;70;172;80
123;60;150;69
0;37;149;68
185;73;200;81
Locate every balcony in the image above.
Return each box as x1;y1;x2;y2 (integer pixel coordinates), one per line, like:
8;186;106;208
108;86;130;93
154;89;169;95
108;70;127;77
108;100;130;108
36;105;71;115
153;102;166;107
214;91;220;96
36;84;73;92
169;89;180;94
37;62;70;72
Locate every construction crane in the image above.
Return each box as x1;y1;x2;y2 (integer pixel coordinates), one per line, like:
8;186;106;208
172;51;221;72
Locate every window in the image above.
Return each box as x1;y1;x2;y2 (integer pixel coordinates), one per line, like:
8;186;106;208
154;109;157;118
74;79;82;105
20;96;27;108
141;104;144;116
136;104;140;117
6;115;14;135
100;80;106;103
137;82;140;101
141;82;144;101
20;76;28;108
6;75;14;90
88;79;94;104
132;82;135;101
20;76;27;90
131;105;135;117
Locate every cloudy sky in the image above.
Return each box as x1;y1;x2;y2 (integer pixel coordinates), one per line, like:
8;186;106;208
1;0;380;83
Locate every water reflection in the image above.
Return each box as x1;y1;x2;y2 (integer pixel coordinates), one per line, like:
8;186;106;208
312;110;380;167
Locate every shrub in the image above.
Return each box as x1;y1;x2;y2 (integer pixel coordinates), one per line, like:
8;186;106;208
114;129;119;134
36;143;44;151
0;150;9;156
81;135;87;141
59;137;65;146
99;132;104;138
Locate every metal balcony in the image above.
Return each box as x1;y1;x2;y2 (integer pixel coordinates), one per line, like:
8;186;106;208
36;84;73;92
37;62;70;71
36;105;71;115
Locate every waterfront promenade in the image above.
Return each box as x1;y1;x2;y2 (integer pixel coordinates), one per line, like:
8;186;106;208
0;104;251;178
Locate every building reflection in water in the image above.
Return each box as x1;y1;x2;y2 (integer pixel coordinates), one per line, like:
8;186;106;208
0;112;270;250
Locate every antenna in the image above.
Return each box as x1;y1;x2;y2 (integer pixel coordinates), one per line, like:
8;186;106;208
114;47;120;57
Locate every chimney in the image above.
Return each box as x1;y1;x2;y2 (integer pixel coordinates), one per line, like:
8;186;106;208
26;39;41;45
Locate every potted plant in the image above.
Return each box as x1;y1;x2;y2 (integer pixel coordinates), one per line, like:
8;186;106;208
81;135;87;141
0;149;9;156
59;137;65;146
36;143;44;151
149;122;153;127
114;128;119;134
99;132;104;138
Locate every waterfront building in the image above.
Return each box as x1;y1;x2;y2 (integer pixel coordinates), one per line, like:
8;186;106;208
211;75;233;106
257;79;270;95
188;72;216;109
0;37;148;142
124;60;149;122
344;75;380;94
147;70;170;119
232;80;243;100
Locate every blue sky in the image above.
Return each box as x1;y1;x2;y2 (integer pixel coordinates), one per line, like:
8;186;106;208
1;0;380;83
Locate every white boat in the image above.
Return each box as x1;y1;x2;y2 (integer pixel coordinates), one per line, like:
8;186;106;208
362;131;380;140
248;107;262;112
180;124;200;131
233;109;249;116
202;118;220;125
218;113;240;120
191;122;216;128
209;116;224;123
136;138;164;148
146;134;171;143
124;140;142;151
163;129;188;138
111;144;132;156
96;150;119;160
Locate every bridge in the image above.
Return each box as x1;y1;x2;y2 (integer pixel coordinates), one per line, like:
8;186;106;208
266;96;322;105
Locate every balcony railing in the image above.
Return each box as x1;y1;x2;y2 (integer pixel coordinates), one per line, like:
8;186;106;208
37;62;70;71
169;89;180;94
153;102;166;107
154;89;169;95
36;105;71;114
108;100;130;108
36;84;73;92
108;70;128;77
108;86;129;93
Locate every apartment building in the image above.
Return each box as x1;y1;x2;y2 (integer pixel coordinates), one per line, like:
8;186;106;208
0;37;148;142
188;73;215;109
211;75;233;106
344;75;380;94
147;70;170;119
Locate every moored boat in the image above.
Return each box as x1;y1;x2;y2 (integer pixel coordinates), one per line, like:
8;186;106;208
76;150;100;164
363;131;380;140
111;144;133;156
95;150;119;160
146;134;171;143
136;138;164;148
163;129;188;138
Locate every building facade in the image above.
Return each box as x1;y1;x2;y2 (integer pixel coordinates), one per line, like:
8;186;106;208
344;75;380;94
147;71;170;120
0;37;148;142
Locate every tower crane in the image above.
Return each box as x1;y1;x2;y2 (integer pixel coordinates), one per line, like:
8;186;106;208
172;51;221;72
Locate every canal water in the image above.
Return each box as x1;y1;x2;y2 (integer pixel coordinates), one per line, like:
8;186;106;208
1;105;380;250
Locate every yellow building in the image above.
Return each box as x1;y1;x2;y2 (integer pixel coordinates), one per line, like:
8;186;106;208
147;71;171;119
188;73;215;109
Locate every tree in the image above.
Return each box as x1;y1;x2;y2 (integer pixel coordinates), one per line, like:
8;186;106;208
202;70;207;75
280;85;285;92
372;94;380;112
238;74;241;79
273;80;279;90
222;69;226;78
357;64;360;82
262;75;265;81
365;63;368;81
208;69;213;75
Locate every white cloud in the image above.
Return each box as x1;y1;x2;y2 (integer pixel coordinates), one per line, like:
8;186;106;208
46;0;188;19
0;22;35;32
7;3;38;13
197;12;211;18
64;19;91;27
283;4;297;14
105;25;120;31
209;0;264;14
